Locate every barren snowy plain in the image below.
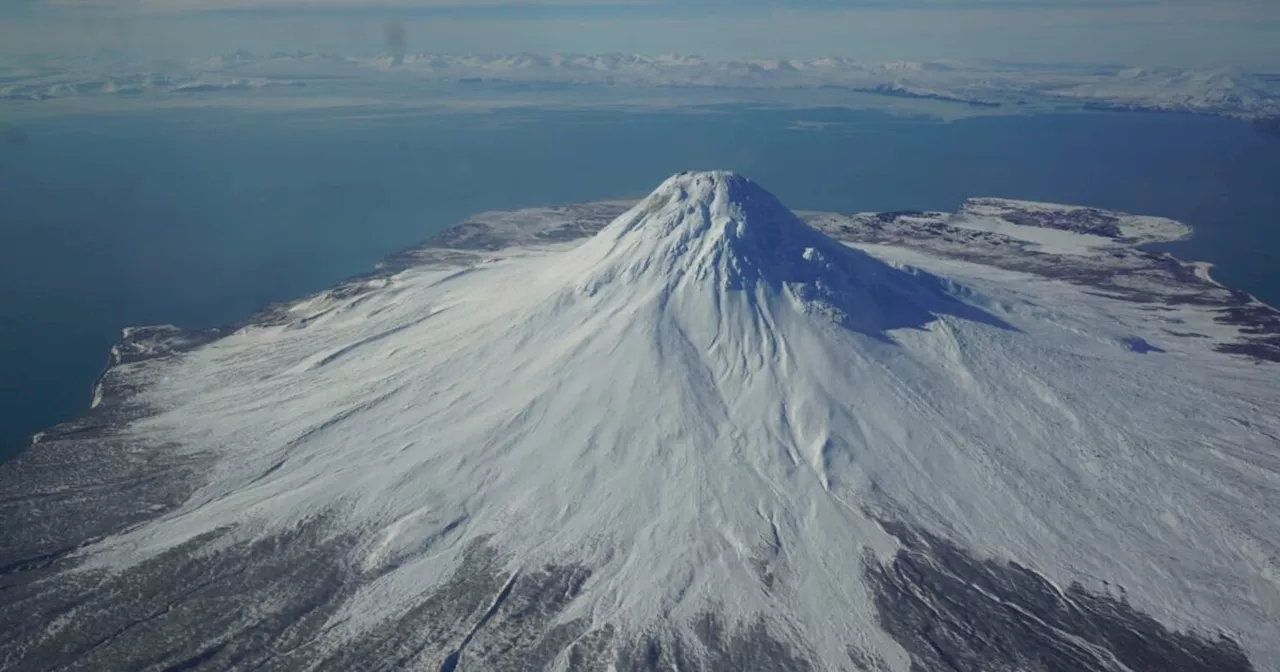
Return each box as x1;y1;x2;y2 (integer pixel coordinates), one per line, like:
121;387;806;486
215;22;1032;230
2;172;1278;671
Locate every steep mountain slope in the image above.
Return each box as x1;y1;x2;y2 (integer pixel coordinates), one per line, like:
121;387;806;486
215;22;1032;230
2;172;1277;672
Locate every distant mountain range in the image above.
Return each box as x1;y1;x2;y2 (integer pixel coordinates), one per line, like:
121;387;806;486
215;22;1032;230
3;51;1278;120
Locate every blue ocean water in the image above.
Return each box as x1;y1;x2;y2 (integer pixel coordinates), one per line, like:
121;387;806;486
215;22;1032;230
1;105;1277;460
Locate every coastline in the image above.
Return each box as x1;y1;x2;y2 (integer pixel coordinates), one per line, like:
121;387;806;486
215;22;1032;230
1192;260;1222;286
2;192;1278;671
15;197;1274;455
12;195;1280;463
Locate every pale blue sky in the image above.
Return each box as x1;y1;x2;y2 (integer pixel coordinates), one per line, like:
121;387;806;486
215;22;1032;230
3;0;1278;70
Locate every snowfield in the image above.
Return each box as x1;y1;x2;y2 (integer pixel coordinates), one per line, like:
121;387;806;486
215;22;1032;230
1;172;1278;672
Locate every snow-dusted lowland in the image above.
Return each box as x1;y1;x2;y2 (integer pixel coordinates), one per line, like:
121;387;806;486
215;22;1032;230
4;51;1280;120
2;172;1279;672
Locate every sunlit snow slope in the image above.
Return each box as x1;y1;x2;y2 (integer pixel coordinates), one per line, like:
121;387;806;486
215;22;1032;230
4;172;1279;672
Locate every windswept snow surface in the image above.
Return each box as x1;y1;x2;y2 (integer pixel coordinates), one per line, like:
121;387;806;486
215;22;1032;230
949;197;1192;255
3;173;1279;671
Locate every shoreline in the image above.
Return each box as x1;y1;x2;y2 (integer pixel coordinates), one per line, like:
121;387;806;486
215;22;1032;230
2;187;1277;671
1192;260;1222;286
11;196;1277;465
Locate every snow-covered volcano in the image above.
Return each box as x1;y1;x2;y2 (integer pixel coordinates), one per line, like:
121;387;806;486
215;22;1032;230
557;170;1001;336
2;172;1278;672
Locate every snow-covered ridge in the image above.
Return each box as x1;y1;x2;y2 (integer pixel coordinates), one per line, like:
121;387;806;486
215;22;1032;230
554;172;1005;337
573;171;828;290
2;174;1278;671
1049;66;1280;115
573;171;880;290
4;51;1279;119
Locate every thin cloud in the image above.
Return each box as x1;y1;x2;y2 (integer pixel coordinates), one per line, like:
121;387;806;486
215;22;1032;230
43;0;659;10
36;0;1274;16
31;0;588;5
41;0;1263;6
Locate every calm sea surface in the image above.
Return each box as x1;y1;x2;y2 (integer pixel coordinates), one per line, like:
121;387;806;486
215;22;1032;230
2;105;1277;460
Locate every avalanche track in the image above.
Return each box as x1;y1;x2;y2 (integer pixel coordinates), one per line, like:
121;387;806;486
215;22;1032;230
2;171;1278;672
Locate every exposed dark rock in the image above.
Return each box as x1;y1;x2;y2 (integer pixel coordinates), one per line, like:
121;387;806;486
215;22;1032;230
864;521;1257;672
